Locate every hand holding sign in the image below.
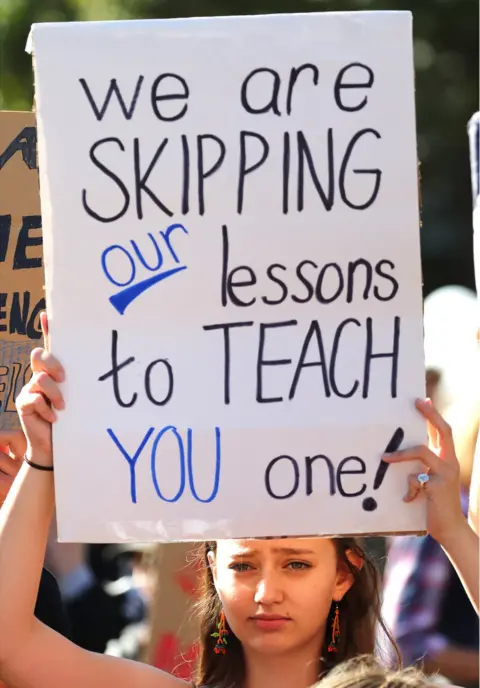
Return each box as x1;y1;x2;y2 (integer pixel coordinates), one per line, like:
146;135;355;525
16;314;64;467
384;399;464;546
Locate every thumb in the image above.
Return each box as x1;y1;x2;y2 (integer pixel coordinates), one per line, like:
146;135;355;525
403;473;422;503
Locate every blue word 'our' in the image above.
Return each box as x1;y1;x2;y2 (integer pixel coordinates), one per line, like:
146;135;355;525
107;425;222;504
101;223;188;315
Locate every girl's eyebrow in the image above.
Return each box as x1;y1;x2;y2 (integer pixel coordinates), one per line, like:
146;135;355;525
230;547;315;557
272;547;316;556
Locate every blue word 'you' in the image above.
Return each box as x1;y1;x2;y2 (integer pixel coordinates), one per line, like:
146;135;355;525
107;425;222;504
101;223;188;314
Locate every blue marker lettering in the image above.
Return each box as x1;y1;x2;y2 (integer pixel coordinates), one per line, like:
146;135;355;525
150;425;186;502
160;223;189;264
130;232;164;272
101;245;136;287
107;427;154;503
186;427;221;503
109;265;186;315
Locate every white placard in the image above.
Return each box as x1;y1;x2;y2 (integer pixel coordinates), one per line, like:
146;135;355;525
31;11;426;543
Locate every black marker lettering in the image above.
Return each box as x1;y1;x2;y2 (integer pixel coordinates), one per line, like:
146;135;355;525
181;134;190;215
291;260;317;304
151;73;189;122
238;132;269;214
98;329;137;408
0;216;11;263
134;137;173;219
363;316;400;398
144;359;174;406
263;264;288;306
315;262;344;304
297;130;334;211
286;64;319;115
336;457;367;497
265;455;300;499
374;260;399;301
334;63;374;112
305;454;336;496
9;292;29;336
197;135;226;216
79;76;144;121
0;293;6;332
329;318;361;398
203;321;254;404
0;126;37;170
257;320;296;403
27;298;44;339
282;132;290;214
347;259;373;303
289;320;330;400
339;129;382;210
221;224;257;307
13;216;42;270
82;138;130;223
240;67;281;116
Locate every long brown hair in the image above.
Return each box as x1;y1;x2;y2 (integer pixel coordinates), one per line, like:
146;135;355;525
195;538;399;688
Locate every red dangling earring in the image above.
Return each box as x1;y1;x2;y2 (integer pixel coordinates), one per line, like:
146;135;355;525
211;609;229;654
327;602;341;653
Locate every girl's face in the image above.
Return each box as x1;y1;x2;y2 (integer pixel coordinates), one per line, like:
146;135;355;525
210;538;355;658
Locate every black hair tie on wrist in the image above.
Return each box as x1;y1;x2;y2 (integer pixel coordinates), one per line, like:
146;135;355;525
24;455;54;472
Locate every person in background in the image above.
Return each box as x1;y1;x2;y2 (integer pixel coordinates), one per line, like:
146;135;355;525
101;543;154;660
46;534;147;654
381;286;480;688
423;285;479;414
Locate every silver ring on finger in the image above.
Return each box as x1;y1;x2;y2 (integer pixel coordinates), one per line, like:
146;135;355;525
417;472;430;490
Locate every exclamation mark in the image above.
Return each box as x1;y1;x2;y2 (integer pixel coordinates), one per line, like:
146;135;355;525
362;427;404;512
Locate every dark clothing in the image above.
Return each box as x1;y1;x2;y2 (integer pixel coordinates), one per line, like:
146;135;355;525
66;580;144;654
35;561;145;654
35;568;71;638
437;556;479;650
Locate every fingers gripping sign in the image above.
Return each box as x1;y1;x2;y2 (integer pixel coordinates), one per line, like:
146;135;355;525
16;313;66;468
383;398;463;545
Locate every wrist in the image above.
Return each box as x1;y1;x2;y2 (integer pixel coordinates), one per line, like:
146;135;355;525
25;448;53;470
439;517;471;552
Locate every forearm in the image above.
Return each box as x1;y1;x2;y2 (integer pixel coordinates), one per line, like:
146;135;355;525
469;437;480;536
423;646;479;685
0;457;54;661
441;521;479;614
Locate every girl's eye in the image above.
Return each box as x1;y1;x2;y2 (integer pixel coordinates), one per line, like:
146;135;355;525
229;562;252;572
286;561;311;570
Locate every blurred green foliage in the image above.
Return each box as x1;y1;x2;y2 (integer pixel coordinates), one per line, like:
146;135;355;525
0;0;477;292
